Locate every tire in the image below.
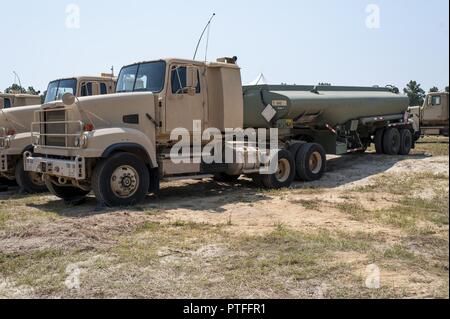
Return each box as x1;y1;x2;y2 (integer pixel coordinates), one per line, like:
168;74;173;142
213;173;241;183
45;178;90;203
249;173;264;188
15;158;47;194
399;129;413;155
92;152;150;207
374;129;385;154
383;128;401;155
296;143;327;182
261;149;296;189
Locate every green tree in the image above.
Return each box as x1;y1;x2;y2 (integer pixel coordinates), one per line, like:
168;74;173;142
26;86;40;95
5;84;26;94
403;81;426;106
429;86;439;93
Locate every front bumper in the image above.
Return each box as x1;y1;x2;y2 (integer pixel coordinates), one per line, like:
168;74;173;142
0;154;9;172
24;152;86;180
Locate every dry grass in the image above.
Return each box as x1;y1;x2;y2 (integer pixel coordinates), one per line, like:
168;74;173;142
0;137;448;299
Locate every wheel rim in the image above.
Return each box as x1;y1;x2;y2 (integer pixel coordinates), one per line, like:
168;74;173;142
110;165;140;198
28;172;45;186
275;158;290;182
309;151;323;174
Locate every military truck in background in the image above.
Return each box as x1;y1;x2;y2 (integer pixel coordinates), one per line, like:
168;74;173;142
0;93;41;109
409;92;449;138
0;75;116;193
24;57;414;207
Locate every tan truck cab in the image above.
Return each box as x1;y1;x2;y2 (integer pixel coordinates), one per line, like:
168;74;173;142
0;93;41;109
409;92;449;138
0;75;116;193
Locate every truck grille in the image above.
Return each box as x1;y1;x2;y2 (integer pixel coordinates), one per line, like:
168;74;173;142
44;110;66;147
31;107;84;149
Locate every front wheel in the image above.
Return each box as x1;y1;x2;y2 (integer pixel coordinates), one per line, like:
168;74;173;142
15;158;47;194
92;152;150;207
45;178;90;204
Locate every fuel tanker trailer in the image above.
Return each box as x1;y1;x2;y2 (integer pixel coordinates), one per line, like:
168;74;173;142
25;57;415;207
242;84;413;156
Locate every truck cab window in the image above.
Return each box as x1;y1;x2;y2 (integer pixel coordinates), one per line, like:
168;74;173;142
4;98;11;108
100;83;108;95
171;66;201;94
81;82;93;96
432;96;441;106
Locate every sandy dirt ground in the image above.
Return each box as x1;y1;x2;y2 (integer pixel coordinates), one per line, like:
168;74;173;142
0;138;448;299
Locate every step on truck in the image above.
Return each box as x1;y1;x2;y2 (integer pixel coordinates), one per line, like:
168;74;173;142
0;75;116;193
24;57;414;207
409;92;449;138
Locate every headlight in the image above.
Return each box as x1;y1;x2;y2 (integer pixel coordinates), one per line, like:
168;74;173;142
2;137;11;149
78;134;89;148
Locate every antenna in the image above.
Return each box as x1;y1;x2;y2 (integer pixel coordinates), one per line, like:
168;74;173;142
193;13;216;61
13;71;22;88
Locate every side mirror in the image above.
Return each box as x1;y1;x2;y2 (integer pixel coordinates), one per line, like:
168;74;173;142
62;92;76;106
186;66;199;95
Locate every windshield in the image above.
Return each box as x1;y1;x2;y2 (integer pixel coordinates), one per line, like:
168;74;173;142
44;79;77;103
116;61;166;93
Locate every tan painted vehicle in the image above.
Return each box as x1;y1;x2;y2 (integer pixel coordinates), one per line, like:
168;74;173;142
0;75;116;193
25;57;413;207
0;93;41;109
409;92;449;138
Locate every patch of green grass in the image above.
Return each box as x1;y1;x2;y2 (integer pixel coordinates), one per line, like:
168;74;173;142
336;202;369;221
354;172;449;196
413;138;449;156
292;199;321;211
384;245;418;261
374;193;449;231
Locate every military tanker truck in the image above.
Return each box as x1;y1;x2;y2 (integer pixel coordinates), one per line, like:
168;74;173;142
0;93;41;109
0;75;116;193
24;57;413;207
409;92;449;138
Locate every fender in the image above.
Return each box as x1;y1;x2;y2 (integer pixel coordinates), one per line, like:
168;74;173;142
102;143;154;167
88;127;158;168
22;144;34;154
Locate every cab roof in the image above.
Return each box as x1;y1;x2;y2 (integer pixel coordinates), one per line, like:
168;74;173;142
120;57;240;70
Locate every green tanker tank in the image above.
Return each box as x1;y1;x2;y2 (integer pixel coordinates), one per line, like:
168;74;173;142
243;85;409;129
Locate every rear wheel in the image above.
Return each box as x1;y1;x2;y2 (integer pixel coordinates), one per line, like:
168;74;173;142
15;158;47;194
383;128;401;155
261;150;295;189
296;143;327;181
399;129;413;155
45;178;90;204
374;129;385;154
92;152;150;207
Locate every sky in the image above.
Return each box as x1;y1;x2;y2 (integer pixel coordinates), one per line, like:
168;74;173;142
0;0;448;93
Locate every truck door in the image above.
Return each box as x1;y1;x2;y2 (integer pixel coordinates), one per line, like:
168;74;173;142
164;64;205;133
422;94;443;123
